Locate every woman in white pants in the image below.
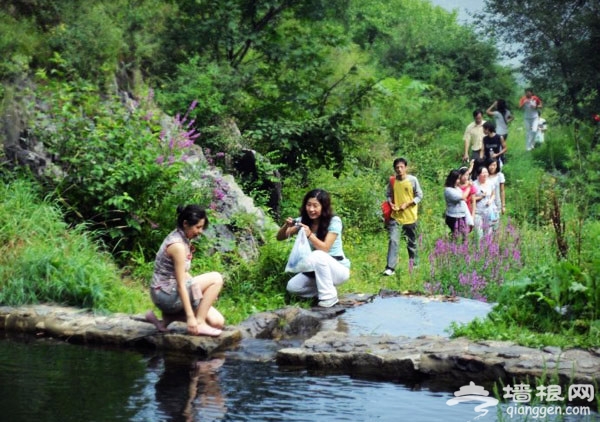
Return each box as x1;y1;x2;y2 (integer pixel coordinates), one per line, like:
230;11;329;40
276;189;350;308
519;88;543;151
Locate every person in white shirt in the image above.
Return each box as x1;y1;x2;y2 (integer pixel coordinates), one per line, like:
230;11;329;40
276;189;350;308
487;159;505;234
473;166;496;240
463;110;486;162
519;88;543;151
536;111;547;145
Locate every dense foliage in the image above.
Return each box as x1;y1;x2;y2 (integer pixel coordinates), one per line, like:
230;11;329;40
21;73;212;260
1;0;514;173
477;0;600;121
1;0;599;347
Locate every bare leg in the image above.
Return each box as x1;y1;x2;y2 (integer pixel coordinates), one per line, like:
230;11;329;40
145;310;181;332
145;310;168;332
192;272;224;336
206;306;225;329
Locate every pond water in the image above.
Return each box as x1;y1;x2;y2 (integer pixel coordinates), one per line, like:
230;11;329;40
0;335;472;422
333;295;493;337
1;297;597;421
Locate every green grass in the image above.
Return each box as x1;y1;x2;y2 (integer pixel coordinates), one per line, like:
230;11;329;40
0;179;151;314
450;317;598;349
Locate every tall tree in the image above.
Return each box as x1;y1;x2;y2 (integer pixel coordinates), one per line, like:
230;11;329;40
155;0;367;174
477;0;600;120
348;0;515;107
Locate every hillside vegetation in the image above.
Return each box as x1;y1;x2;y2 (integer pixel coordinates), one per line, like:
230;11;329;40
1;0;598;348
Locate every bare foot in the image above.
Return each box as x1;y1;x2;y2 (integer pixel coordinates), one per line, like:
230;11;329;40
145;310;168;332
209;321;225;330
195;323;222;337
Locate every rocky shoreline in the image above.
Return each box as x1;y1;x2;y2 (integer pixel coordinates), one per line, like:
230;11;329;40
1;297;599;389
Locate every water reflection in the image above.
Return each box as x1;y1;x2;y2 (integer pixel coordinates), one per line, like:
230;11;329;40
0;335;146;422
152;354;227;421
1;335;598;422
216;358;466;422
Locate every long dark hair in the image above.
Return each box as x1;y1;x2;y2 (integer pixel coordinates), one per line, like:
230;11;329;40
299;189;333;241
176;204;209;229
487;158;500;175
497;99;509;125
471;157;487;181
444;169;461;188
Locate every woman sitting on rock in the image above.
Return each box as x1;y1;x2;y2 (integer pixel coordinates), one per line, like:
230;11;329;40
145;204;224;336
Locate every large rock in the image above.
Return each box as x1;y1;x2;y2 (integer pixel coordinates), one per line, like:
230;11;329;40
276;330;600;386
236;306;330;339
0;304;241;357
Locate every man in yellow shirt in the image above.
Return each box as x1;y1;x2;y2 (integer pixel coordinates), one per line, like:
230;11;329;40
462;109;486;162
382;157;424;276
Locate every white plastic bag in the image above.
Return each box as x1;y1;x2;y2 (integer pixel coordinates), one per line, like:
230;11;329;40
285;229;313;273
461;200;474;226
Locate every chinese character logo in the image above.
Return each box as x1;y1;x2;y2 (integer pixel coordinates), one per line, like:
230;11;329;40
446;381;499;419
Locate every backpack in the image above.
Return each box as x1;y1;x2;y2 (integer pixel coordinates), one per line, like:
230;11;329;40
381;176;396;222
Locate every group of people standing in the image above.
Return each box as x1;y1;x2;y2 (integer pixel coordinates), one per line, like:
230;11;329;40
450;87;548;240
444;157;505;240
143;88;544;337
248;89;543;315
464;88;546;165
463;107;509;165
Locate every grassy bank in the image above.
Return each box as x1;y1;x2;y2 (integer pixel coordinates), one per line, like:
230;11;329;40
1;115;598;349
0;179;150;314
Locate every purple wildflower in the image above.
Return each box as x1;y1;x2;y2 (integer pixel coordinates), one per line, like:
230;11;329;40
213;188;226;201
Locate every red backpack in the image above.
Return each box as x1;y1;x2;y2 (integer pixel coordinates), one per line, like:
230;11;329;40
381;176;395;222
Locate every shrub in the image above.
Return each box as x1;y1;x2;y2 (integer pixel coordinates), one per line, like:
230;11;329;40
25;78;210;262
0;12;44;79
451;257;600;348
280;166;385;234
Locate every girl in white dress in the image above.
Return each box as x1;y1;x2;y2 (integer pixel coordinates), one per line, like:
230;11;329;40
473;166;496;239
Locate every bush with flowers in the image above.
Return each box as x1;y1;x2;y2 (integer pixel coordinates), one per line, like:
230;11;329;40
425;220;523;302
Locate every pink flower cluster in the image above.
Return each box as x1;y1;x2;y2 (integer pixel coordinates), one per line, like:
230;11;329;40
156;100;201;165
426;220;523;301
